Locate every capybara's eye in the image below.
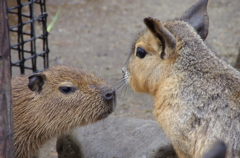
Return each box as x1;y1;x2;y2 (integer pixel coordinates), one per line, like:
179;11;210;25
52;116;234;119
136;47;147;59
59;86;76;94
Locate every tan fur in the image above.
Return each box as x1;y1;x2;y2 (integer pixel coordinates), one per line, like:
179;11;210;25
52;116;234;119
122;0;240;157
12;65;116;158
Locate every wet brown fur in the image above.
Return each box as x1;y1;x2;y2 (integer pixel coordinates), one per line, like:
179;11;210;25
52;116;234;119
12;65;116;158
123;0;240;157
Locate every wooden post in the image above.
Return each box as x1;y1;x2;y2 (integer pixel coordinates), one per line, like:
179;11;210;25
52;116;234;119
0;0;15;157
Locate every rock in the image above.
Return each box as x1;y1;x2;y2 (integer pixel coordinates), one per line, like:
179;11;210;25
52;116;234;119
56;116;177;158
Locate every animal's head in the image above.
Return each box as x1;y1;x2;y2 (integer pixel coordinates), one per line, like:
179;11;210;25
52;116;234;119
122;0;209;95
27;65;116;127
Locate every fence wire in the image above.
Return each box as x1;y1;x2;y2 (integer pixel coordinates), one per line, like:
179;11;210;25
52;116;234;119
8;0;49;75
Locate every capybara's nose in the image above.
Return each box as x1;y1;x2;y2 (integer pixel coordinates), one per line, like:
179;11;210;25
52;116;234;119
103;89;116;101
101;88;116;104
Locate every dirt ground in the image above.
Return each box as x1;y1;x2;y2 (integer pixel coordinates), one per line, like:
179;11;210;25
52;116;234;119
9;0;240;157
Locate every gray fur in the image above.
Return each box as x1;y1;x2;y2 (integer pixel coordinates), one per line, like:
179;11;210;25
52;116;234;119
165;20;240;157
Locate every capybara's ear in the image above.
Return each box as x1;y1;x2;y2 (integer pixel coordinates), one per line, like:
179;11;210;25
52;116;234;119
202;141;227;158
28;73;46;92
181;0;209;40
144;17;176;59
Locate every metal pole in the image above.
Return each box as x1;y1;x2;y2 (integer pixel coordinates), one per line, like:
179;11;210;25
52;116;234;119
0;0;15;157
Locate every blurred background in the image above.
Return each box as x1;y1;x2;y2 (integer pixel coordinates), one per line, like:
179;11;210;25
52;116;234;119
7;0;240;157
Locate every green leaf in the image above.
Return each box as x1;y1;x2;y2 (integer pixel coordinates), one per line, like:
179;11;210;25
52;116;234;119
47;7;61;33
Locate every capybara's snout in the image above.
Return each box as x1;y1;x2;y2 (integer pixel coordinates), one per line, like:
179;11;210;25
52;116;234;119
100;86;116;107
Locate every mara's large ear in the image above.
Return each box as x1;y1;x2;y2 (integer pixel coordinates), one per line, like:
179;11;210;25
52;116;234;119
144;17;176;59
181;0;209;40
28;73;46;92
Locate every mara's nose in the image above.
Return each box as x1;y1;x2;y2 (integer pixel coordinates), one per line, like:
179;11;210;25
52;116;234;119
122;65;127;74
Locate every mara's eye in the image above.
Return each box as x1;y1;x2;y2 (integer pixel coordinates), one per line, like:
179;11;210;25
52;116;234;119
136;47;147;59
59;86;76;94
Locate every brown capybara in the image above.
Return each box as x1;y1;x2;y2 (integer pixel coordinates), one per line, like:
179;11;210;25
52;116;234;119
12;64;116;158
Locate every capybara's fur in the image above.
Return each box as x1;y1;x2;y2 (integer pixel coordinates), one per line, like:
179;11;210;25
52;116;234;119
12;65;116;158
122;0;240;157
